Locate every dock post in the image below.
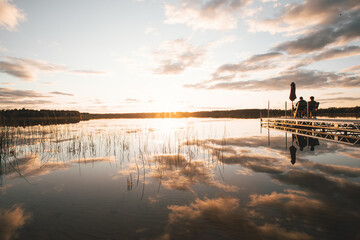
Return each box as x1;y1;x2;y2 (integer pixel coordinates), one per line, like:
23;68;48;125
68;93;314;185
268;101;270;118
307;102;309;118
285;102;287;118
260;112;262;134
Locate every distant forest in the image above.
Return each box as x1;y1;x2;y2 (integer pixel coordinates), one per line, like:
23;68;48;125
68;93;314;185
0;109;81;126
82;106;360;119
0;107;359;126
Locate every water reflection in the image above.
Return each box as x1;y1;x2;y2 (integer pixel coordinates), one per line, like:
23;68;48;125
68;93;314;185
0;119;359;239
160;197;313;240
0;205;31;240
2;154;115;180
181;132;360;239
290;134;320;164
149;154;238;193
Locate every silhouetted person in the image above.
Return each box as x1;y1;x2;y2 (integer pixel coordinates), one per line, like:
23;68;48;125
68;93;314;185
298;96;306;104
308;137;319;151
308;96;319;118
296;97;307;117
294;135;307;151
289;145;297;165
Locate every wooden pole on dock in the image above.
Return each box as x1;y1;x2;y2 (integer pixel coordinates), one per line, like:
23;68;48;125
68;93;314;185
268;101;270;118
285;102;287;118
260;112;262;134
307;102;309;118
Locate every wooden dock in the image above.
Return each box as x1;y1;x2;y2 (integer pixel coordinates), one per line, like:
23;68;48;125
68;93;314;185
261;117;360;146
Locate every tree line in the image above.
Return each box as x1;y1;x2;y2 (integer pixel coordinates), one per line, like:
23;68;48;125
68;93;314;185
0;109;81;127
1;109;81;119
82;107;359;119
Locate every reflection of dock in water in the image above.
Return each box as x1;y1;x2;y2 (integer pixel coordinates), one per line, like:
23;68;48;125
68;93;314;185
261;118;360;146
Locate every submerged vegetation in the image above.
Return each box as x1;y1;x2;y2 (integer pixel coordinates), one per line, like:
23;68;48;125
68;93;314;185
0;119;211;187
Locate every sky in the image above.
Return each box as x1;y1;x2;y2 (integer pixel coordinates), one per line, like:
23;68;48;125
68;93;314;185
0;0;359;113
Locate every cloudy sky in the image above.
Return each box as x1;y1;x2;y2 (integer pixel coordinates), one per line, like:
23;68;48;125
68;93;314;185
0;0;359;113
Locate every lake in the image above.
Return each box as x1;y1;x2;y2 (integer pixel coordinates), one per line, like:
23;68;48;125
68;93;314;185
1;118;359;240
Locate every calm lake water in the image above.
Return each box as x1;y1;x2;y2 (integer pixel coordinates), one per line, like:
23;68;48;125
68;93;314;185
1;118;359;240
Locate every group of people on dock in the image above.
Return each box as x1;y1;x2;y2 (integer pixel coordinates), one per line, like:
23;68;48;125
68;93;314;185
297;96;317;105
294;96;319;118
289;82;319;118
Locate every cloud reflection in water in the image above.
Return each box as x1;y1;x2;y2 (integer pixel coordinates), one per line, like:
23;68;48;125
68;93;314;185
0;205;31;240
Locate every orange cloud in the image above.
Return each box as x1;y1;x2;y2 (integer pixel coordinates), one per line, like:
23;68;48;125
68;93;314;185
164;0;252;31
152;39;206;75
160;197;313;239
149;154;238;192
0;204;31;240
5;155;115;180
0;0;26;31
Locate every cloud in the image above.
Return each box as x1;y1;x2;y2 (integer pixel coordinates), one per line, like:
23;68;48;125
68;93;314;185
0;99;53;106
125;98;140;103
145;26;158;35
49;91;74;96
164;0;252;31
4;155;69;179
194;6;360;91
0;56;106;81
274;10;360;54
248;190;360;239
149;154;238;192
159;197;313;240
340;151;360;160
293;45;360;68
151;35;236;75
0;87;48;99
0;88;54;107
249;191;324;211
68;70;106;75
248;0;360;35
177;135;360;239
185;69;360;91
0;56;65;81
243;6;263;17
317;96;360;103
309;162;360;178
212;52;283;80
209;35;238;48
313;45;360;62
0;205;31;240
4;155;115;179
341;64;360;73
0;0;26;31
0;44;7;52
153;39;206;74
273;170;360;204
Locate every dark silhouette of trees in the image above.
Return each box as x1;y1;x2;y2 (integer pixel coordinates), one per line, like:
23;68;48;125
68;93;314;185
0;109;81;126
